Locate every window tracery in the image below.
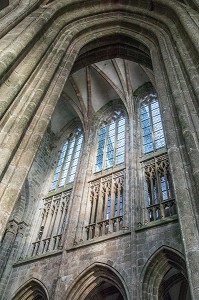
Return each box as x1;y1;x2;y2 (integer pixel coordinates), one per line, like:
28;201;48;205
87;110;126;239
139;92;176;223
31;127;83;256
86;170;124;240
51;128;83;190
95;111;125;172
141;93;165;154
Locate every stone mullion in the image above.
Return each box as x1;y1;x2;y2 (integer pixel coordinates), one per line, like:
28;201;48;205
109;178;116;233
155;161;163;204
96;181;105;237
117;180;122;231
52;201;61;235
48;200;59;247
57;192;70;238
59;204;68;237
104;182;110;220
149;173;155;205
101;188;108;236
40;202;50;240
45;200;55;242
46;203;56;238
117;180;122;216
89;192;94;225
110;178;116;219
91;186;99;224
163;165;170;200
57;201;65;236
36;207;46;242
33;202;50;255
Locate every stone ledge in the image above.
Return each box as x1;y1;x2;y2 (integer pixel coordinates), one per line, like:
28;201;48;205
67;230;131;251
13;250;63;267
135;215;178;232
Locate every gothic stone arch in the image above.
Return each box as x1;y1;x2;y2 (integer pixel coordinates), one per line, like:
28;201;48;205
0;1;199;299
141;246;190;300
12;278;49;300
65;262;129;300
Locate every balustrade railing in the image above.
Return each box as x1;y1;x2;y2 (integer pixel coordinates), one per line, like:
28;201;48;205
31;190;71;256
86;215;123;240
147;198;176;222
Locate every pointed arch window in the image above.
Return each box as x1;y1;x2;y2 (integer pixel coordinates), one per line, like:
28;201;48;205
140;92;176;222
95;112;126;172
51;129;83;190
140;93;165;154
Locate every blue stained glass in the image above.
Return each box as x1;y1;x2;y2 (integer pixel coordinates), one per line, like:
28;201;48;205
161;176;168;200
120;194;123;215
144;143;153;153
105;121;115;169
142;119;151;129
50;141;69;190
95;125;106;171
106;194;111;219
141;97;165;153
114;193;118;217
151;100;159;109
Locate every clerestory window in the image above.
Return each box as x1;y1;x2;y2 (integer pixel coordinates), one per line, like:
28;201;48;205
140;92;176;222
31;128;83;256
140;93;165;154
86;110;126;240
95;111;126;172
51;128;83;190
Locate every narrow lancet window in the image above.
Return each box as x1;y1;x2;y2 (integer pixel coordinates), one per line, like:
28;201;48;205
51;129;83;190
139;91;176;223
95;112;126;172
141;94;165;153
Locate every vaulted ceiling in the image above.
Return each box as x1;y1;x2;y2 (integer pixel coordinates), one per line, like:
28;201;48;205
50;58;154;134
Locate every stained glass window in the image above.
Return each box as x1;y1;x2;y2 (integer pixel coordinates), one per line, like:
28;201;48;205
95;112;126;172
51;129;83;190
141;95;165;153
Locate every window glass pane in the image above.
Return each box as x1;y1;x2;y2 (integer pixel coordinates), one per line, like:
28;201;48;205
68;134;83;183
50;141;69;190
59;137;75;187
106;194;111;219
141;96;166;153
161;176;168;200
95;125;106;172
105;121;115;168
120;193;123;215
114;193;118;217
116;116;125;164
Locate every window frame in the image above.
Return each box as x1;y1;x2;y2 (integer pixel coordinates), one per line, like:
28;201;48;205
94;110;126;173
50;128;83;191
140;93;166;155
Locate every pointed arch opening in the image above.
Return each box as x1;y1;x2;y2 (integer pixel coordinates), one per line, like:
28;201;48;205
141;246;191;300
65;263;129;300
12;279;49;300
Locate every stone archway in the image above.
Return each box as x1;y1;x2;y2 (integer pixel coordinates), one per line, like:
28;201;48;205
141;246;191;300
12;279;49;300
65;263;129;300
